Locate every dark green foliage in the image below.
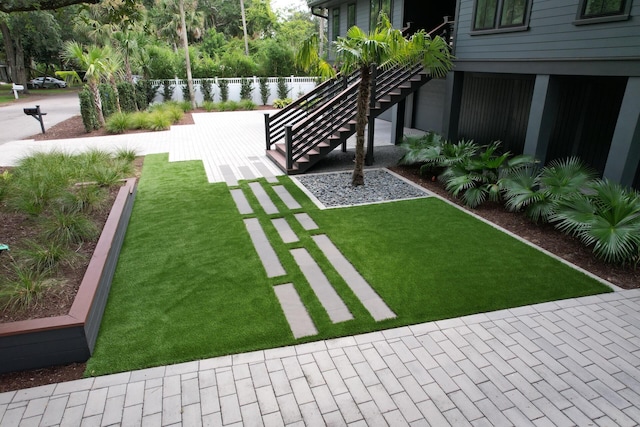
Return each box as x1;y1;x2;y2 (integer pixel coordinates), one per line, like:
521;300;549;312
201;79;214;102
162;81;174;102
79;87;99;132
181;84;191;102
218;79;229;102
42;209;99;246
135;80;158;110
276;77;289;99
117;82;137;113
240;77;253;100
259;77;270;105
99;83;117;118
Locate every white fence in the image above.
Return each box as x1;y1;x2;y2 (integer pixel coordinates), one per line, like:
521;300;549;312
150;76;320;105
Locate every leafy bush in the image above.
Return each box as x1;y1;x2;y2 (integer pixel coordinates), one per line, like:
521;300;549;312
105;112;132;134
277;77;289;99
273;98;292;108
240;77;254;100
79;87;99;132
259;77;270;105
239;99;256;110
552;179;640;265
398;132;447;176
181;84;191;102
201;79;214;102
162;81;174;102
117;82;137;113
99;83;117;118
500;157;596;223
218;79;229;102
135;80;158;110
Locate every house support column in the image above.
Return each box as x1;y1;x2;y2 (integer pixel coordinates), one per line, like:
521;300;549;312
366;118;375;165
603;77;640;187
391;100;407;145
523;74;560;162
443;71;464;142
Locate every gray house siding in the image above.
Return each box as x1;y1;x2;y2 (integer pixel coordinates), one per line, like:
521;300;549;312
454;0;640;75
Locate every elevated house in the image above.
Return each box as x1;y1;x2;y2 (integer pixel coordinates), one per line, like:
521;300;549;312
265;0;640;190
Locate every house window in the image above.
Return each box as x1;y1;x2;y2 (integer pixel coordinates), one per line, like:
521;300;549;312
347;3;356;28
575;0;631;23
332;8;340;40
472;0;529;32
370;0;392;31
581;0;626;17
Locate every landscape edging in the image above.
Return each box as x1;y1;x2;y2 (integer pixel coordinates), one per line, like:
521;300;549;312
0;178;138;374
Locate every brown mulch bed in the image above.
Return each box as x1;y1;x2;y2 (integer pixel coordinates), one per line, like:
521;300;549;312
2;112;637;393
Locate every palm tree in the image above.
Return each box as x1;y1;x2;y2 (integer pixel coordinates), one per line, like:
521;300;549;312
300;14;452;186
102;45;124;113
63;41;109;127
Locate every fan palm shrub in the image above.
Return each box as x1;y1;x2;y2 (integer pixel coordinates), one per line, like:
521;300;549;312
500;157;597;223
552;179;640;265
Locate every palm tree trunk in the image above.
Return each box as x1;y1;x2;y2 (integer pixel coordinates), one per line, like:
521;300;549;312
352;66;371;186
179;0;196;109
240;0;249;56
89;79;105;127
110;75;121;113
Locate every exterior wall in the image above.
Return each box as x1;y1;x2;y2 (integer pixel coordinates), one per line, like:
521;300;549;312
454;0;640;76
413;78;447;134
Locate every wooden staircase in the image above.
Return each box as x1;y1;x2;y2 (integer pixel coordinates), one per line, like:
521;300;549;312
264;62;432;175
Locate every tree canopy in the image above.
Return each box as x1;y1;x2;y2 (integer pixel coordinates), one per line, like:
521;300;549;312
0;0;99;13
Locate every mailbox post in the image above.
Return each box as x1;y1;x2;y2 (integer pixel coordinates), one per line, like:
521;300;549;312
23;105;47;134
12;84;24;99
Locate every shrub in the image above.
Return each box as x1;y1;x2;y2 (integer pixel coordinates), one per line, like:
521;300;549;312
218;100;239;111
105;112;132;134
56;185;107;214
117;82;137;113
115;148;138;163
552;179;640;265
276;77;289;99
240;77;253;101
16;240;82;275
0;170;11;202
273;98;292;108
129;111;150;129
259;77;270;105
398;132;447;176
162;81;174;102
178;101;192;113
218;79;229;102
181;84;191;102
147;111;172;131
99;83;117;118
0;260;57;310
135;80;158;110
500;157;596;223
201;79;214;102
79;87;99;132
239;99;256;110
202;100;217;112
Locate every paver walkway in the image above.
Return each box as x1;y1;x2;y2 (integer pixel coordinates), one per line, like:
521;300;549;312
1;112;639;426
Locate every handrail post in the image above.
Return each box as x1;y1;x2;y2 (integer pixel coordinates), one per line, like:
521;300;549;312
264;113;271;150
285;125;293;170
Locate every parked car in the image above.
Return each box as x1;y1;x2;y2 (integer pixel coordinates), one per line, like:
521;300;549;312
28;76;67;88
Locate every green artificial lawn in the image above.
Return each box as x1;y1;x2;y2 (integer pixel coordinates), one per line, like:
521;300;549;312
86;154;611;376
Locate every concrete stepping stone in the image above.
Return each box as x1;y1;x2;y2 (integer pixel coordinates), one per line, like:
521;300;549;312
273;283;318;339
230;189;253;215
219;165;238;186
294;213;318;231
249;182;279;214
244;218;286;278
251;160;279;183
273;185;302;210
290;248;353;323
272;218;298;243
312;235;396;321
239;166;255;180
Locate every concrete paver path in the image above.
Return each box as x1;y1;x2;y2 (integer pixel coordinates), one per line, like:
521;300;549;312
1;110;639;426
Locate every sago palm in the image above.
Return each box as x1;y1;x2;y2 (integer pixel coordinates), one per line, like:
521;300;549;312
552;179;640;264
63;42;109;126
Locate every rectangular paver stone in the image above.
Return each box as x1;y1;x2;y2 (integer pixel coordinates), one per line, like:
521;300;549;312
273;283;318;338
249;182;279;214
272;185;302;210
244;218;286;278
230;189;253;214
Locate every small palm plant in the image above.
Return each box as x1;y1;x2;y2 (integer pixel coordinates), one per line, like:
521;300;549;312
500;157;596;223
551;179;640;264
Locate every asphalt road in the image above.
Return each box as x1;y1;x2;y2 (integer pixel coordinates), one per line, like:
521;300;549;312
0;90;80;144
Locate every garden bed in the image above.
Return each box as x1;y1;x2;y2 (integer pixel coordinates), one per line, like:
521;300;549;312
0;178;137;374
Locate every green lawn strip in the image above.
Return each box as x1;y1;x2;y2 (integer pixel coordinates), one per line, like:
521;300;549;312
86;156;293;376
86;161;611;377
309;195;612;325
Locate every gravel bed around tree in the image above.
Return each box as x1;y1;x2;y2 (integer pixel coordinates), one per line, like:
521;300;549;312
294;169;431;208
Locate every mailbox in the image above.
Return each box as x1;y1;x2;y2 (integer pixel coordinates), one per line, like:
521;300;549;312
11;84;24;99
23;105;47;134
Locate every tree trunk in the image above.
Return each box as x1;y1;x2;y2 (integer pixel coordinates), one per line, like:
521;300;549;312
352;66;371;186
240;0;249;56
124;54;133;84
14;36;28;89
179;0;196;109
110;75;121;113
0;21;16;83
89;79;105;127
